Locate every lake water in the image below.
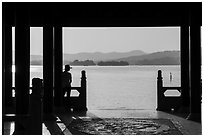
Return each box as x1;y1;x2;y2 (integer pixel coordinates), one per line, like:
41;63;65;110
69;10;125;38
12;65;180;110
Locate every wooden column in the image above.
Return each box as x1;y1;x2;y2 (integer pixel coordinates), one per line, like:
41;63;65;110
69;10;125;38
54;26;63;107
43;25;54;118
2;4;11;134
2;9;5;134
3;10;13;107
187;25;201;122
14;7;30;133
187;5;202;122
180;25;190;109
15;7;30;115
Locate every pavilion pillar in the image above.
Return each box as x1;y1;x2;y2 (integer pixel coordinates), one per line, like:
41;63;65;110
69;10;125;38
2;5;13;134
43;25;55;119
2;7;6;134
180;25;190;110
54;26;63;107
187;6;202;122
14;7;30;133
187;25;201;122
15;8;30;115
3;18;13;107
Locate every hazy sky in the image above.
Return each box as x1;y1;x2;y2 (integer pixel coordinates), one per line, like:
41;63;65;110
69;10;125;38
63;27;180;54
16;27;180;55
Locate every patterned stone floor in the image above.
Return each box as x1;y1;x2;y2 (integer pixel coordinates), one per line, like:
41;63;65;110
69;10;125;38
68;118;182;135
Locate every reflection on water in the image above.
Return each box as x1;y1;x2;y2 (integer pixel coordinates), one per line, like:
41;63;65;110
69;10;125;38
12;65;180;110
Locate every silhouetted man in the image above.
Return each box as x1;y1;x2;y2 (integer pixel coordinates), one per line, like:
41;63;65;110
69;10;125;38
62;65;72;111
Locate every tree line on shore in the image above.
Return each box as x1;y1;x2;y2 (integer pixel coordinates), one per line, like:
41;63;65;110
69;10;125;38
69;60;129;66
30;57;180;66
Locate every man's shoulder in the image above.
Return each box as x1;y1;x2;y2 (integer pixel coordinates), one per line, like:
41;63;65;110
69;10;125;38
62;71;71;76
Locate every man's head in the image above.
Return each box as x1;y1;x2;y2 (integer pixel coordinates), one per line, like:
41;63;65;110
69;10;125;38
65;65;72;71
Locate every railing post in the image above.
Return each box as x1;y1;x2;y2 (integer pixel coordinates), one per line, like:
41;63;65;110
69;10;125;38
156;70;163;111
80;70;88;111
29;78;43;135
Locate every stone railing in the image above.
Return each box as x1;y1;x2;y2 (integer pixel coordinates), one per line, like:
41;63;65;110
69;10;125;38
156;70;182;111
69;70;88;111
13;78;43;135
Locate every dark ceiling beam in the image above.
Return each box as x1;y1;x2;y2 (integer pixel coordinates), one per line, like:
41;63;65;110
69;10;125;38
3;2;201;27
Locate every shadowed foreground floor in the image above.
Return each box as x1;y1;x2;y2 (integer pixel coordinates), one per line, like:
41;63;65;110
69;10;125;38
3;109;202;135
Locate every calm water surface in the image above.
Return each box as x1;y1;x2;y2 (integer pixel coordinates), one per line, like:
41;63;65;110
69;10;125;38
12;65;180;110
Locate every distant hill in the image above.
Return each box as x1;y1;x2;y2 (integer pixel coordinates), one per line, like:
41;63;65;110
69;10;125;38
29;50;180;65
135;57;180;65
30;55;43;61
30;50;145;65
117;51;180;65
30;55;43;65
63;50;146;62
